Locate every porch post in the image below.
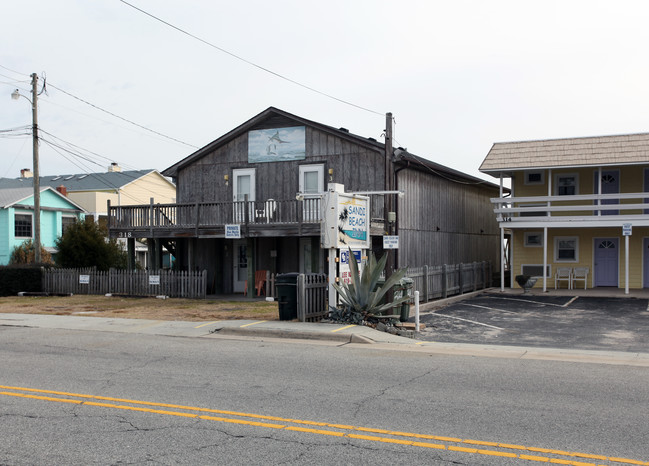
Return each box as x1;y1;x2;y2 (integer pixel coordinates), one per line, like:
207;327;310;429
543;226;548;292
500;227;505;292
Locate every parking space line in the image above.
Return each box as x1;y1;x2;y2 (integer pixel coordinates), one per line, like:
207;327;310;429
562;296;579;308
490;296;574;308
428;313;503;330
464;303;518;314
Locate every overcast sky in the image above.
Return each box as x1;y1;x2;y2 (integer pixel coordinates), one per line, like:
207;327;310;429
2;0;649;183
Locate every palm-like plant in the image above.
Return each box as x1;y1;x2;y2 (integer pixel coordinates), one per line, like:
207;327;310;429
332;248;412;321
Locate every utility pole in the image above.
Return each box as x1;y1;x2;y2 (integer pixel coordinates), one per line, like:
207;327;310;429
31;73;41;264
384;112;394;285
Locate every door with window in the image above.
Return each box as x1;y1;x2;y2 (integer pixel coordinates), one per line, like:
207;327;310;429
233;168;255;222
299;164;324;221
594;170;619;215
594;238;619;287
233;240;248;293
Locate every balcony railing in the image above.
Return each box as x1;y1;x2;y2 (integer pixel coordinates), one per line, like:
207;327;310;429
491;192;649;227
108;198;324;230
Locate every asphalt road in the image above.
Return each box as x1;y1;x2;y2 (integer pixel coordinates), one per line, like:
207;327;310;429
416;293;649;352
1;325;648;465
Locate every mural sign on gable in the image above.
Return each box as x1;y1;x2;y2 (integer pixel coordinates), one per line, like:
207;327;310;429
248;126;306;163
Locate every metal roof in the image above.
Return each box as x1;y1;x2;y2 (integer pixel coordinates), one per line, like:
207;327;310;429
0;170;170;192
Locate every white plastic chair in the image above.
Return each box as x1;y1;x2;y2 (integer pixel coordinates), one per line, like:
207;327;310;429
554;267;572;289
572;267;589;289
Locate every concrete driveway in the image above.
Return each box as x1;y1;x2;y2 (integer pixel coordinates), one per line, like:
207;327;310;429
416;291;649;352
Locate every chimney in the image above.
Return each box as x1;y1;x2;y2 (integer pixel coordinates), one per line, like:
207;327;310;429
56;185;67;196
108;162;121;173
20;168;33;178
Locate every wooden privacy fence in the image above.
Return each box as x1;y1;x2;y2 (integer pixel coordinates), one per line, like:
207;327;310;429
266;273;328;323
297;273;328;322
406;261;492;302
42;268;207;299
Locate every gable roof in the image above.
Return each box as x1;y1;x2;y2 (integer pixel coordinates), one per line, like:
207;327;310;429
0;186;84;211
0;169;174;192
479;132;649;176
162;107;384;178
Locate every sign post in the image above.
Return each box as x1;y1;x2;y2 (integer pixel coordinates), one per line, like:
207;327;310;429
321;183;370;308
623;223;632;294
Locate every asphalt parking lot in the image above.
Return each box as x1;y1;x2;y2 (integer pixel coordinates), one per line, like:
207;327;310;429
416;292;649;352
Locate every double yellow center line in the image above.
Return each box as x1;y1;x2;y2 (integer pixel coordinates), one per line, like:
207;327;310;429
0;385;645;466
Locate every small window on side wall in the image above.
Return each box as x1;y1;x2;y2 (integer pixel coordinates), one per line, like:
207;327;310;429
524;171;544;185
524;232;543;247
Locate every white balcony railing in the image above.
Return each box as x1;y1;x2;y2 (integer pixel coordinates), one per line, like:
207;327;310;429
491;192;649;228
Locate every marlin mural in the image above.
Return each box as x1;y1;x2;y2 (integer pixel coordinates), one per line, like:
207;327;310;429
266;130;289;155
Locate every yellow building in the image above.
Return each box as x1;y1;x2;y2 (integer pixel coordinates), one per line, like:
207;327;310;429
480;133;649;292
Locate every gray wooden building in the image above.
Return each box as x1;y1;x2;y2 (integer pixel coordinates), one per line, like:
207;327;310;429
108;107;501;294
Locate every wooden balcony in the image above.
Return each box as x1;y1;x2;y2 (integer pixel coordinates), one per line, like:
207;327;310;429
108;198;386;239
491;192;649;228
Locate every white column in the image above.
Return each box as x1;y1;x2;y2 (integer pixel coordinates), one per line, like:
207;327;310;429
543;226;548;292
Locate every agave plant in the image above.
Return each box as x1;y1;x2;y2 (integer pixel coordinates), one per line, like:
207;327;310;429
332;248;412;321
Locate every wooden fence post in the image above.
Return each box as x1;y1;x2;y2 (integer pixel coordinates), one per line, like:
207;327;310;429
297;274;306;322
442;264;447;299
459;263;464;295
423;265;429;302
473;262;478;291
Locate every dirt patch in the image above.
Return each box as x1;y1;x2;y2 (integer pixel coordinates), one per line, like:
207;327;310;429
0;295;279;321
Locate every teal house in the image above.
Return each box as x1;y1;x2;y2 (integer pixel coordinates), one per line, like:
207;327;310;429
0;187;85;265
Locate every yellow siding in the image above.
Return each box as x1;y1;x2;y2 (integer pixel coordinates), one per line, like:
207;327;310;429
121;172;176;205
513;227;649;289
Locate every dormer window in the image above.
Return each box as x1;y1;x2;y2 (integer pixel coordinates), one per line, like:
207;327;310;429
524;171;544;185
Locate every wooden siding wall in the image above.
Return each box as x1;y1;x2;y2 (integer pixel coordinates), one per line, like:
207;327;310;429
397;168;500;270
176;121;386;210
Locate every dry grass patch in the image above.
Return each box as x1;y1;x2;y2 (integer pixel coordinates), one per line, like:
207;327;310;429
0;295;279;321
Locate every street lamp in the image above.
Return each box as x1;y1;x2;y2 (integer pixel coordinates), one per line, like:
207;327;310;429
11;73;41;263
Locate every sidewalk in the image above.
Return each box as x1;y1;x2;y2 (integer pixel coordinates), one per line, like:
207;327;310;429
2;311;649;367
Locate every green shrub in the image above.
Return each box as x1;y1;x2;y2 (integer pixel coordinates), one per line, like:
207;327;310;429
0;265;43;296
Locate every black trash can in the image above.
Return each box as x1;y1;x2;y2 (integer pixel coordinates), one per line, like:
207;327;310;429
276;273;299;320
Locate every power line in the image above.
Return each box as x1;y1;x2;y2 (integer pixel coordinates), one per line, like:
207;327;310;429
119;0;384;117
1;63;198;149
45;82;199;149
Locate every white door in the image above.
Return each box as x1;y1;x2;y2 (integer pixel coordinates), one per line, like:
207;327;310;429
299;164;324;221
233;240;247;293
233;168;255;222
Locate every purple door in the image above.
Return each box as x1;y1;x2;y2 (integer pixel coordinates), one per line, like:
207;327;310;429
594;238;618;287
594;170;619;215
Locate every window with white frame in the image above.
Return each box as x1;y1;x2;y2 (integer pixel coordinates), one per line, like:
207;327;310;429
524;232;543;247
524;171;544;185
555;173;578;196
555;236;578;262
14;213;33;238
